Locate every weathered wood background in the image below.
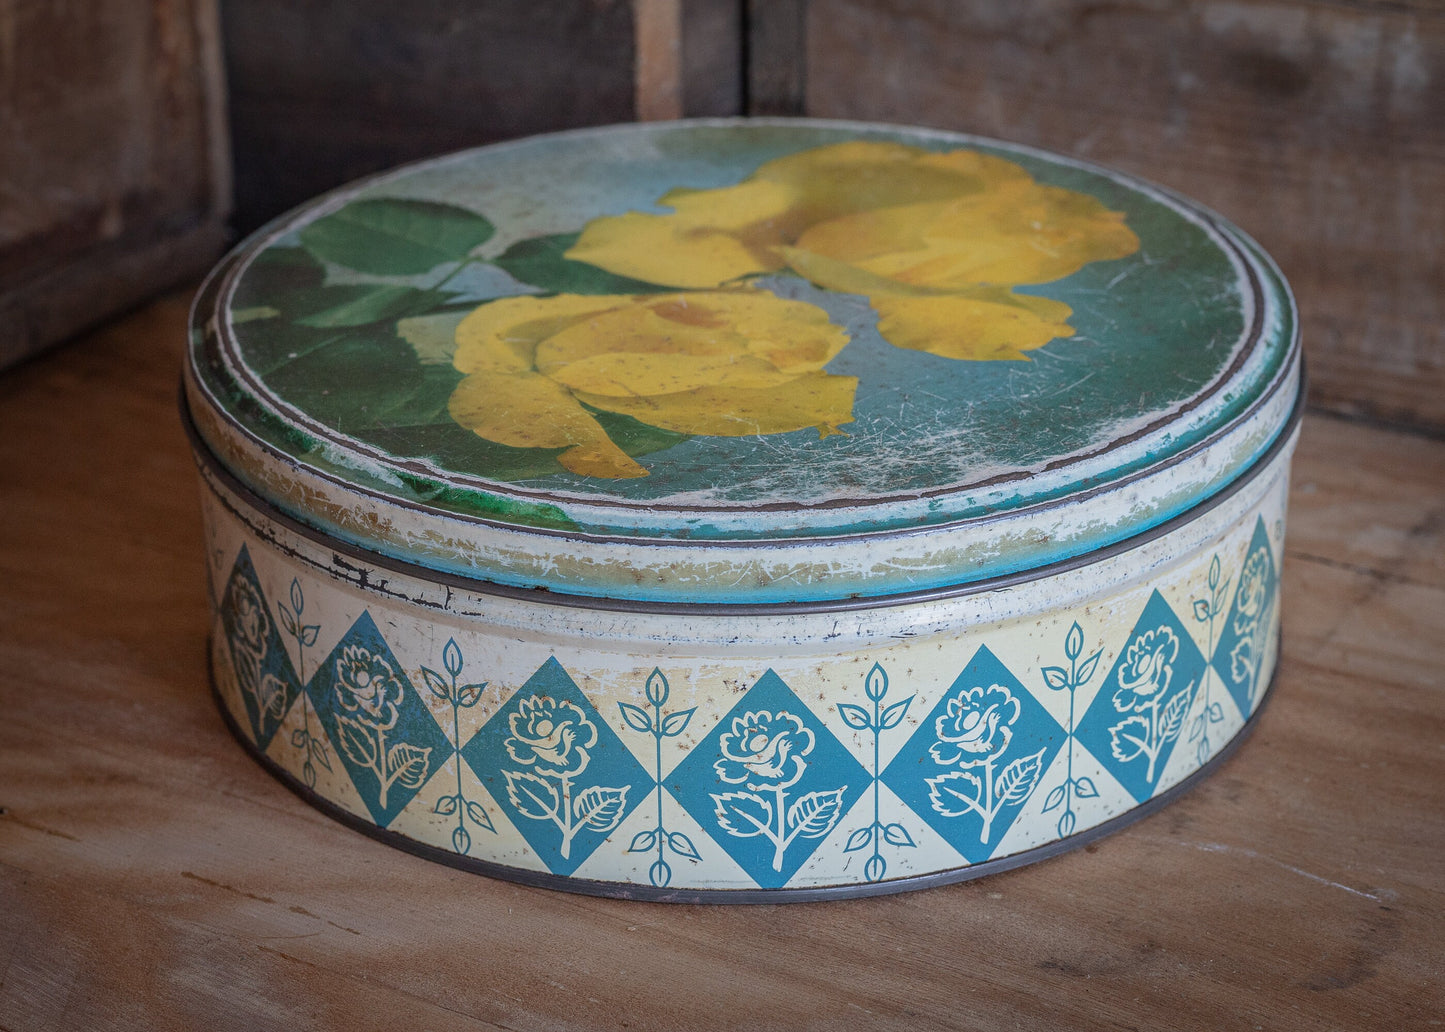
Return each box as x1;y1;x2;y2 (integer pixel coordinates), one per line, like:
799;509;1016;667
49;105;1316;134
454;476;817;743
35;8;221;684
0;0;229;370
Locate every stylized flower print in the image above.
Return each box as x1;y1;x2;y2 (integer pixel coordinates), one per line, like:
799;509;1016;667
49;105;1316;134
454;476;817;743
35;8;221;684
335;645;403;730
1234;548;1271;632
1112;627;1179;713
505;695;598;777
230;578;269;654
567;141;1139;363
929;684;1020;767
448;289;856;479
715;710;815;790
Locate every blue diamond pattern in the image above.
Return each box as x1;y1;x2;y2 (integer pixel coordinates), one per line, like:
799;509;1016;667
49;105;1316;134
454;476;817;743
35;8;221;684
462;658;650;877
1213;517;1278;718
670;670;869;889
883;646;1064;865
1076;590;1206;803
307;611;449;827
219;545;300;752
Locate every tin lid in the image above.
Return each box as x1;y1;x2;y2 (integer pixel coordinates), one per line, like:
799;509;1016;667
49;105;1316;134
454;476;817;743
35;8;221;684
186;119;1300;605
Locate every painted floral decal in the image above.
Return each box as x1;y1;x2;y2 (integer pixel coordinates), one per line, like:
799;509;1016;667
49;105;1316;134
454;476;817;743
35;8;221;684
711;709;846;872
1229;547;1273;699
502;695;629;859
619;668;704;888
1108;626;1192;782
925;683;1046;844
1190;555;1232;764
567;141;1139;362
230;138;1141;482
838;663;917;882
1039;621;1104;839
332;644;432;809
419;638;495;855
932;682;1018;764
226;576;288;722
447;290;855;479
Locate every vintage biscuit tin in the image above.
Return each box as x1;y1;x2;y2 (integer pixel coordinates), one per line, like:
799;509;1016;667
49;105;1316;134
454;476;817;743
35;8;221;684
184;119;1302;901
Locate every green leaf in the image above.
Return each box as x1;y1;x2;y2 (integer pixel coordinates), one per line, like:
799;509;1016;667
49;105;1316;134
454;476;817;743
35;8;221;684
586;405;690;460
232;247;326;311
297;285;446;328
258;323;425;432
494;232;669;294
299;198;495;275
397;310;468;365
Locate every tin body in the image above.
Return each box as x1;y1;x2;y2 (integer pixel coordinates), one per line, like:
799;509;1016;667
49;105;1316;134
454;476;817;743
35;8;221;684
185;120;1301;900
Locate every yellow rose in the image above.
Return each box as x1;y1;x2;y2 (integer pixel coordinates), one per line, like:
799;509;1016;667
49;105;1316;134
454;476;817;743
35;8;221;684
448;289;856;479
565;141;1140;361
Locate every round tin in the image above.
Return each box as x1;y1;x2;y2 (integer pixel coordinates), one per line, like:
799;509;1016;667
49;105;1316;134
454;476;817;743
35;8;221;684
184;119;1301;901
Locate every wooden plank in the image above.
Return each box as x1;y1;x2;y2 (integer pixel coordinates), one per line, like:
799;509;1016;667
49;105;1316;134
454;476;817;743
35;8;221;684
636;0;684;120
682;0;745;117
800;0;1445;432
747;0;807;114
0;295;1442;1029
220;1;639;234
0;0;228;370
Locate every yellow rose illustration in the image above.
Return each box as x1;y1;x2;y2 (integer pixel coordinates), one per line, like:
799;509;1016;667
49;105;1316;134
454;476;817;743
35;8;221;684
448;289;856;479
565;141;1140;361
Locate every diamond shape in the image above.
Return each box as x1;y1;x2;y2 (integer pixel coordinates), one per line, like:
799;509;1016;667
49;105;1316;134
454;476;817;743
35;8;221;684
1213;518;1278;718
219;545;301;752
307;611;449;827
670;670;869;889
882;646;1063;865
461;658;650;877
1076;590;1207;803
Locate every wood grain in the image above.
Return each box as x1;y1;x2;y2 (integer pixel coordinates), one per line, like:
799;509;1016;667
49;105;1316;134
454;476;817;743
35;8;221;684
220;0;638;235
800;0;1445;433
0;0;228;370
636;0;685;121
0;295;1442;1029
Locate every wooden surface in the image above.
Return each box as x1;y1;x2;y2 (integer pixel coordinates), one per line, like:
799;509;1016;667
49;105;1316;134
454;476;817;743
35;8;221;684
796;0;1445;433
0;0;229;371
1;294;1442;1030
220;0;745;235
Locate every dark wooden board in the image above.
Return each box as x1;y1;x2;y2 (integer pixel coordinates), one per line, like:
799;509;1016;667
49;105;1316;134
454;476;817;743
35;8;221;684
0;293;1441;1029
221;0;746;235
0;0;228;370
